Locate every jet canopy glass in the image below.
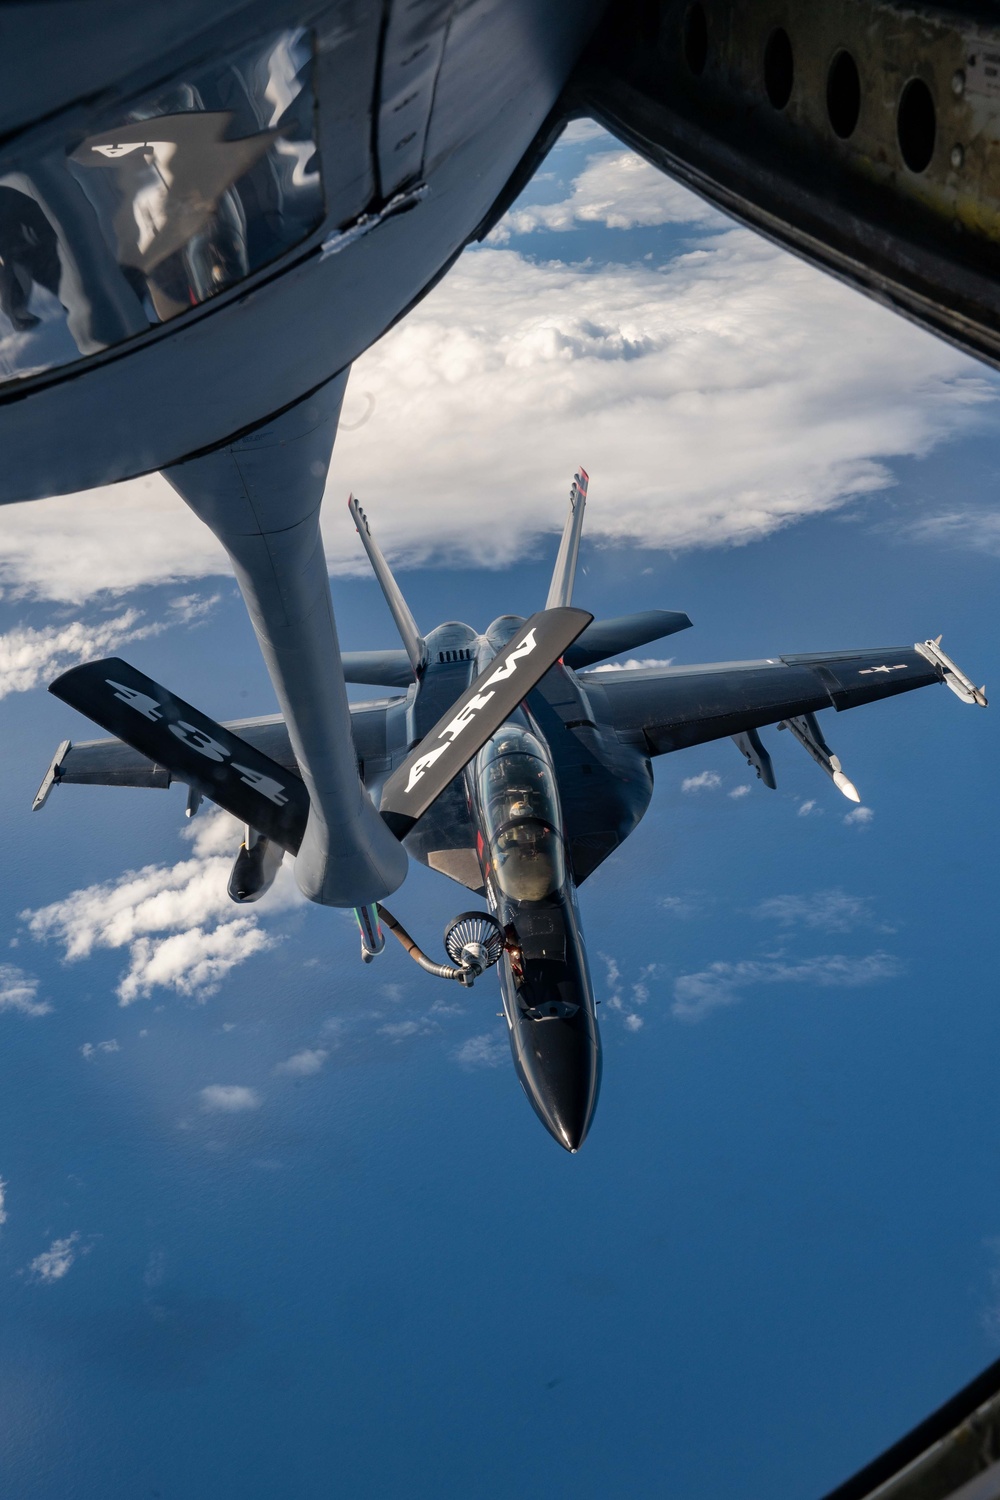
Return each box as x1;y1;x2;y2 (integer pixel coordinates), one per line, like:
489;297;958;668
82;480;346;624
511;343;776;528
477;728;566;903
0;28;323;385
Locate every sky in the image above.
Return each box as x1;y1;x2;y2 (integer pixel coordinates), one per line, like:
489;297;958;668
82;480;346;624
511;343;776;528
1;121;999;1500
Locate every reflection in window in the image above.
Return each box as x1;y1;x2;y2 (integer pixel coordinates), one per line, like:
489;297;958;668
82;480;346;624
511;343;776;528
0;29;323;384
477;729;567;903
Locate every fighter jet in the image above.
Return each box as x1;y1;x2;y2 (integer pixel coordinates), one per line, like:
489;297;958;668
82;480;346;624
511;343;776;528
33;472;986;1152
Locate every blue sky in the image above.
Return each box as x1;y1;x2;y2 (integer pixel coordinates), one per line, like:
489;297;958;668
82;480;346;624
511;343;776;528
0;123;999;1499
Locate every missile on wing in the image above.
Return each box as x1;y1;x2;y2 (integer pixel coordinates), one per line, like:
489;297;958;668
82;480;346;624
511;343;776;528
778;713;861;802
915;637;988;707
228;829;283;904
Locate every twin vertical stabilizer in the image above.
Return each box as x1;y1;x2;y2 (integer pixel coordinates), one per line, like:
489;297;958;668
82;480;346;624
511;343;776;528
348;494;426;674
545;468;588;610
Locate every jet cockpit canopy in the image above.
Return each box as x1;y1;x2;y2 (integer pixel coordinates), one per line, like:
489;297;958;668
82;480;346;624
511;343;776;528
476;726;566;903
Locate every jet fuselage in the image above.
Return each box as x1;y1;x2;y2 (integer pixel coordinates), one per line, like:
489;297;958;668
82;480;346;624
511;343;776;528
470;715;601;1152
386;615;654;1151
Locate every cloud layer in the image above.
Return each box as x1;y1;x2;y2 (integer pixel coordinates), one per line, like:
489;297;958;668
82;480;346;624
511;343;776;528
0;593;218;698
200;1085;261;1113
0;149;992;603
22;811;300;1005
29;1232;81;1284
493;149;723;237
752;890;883;933
672;950;903;1021
0;965;51;1017
274;1048;328;1077
681;771;722;794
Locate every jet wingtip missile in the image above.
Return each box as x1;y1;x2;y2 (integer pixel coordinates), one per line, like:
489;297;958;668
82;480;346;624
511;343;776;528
32;739;71;810
915;638;988;706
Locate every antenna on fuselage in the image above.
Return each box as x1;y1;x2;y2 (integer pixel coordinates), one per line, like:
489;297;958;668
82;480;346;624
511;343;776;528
348;494;426;675
545;467;588;609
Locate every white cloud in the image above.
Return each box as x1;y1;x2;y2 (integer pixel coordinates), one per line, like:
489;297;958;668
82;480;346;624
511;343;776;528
0;610;144;697
274;1048;328;1077
0;964;51;1017
681;771;722;794
672;950;903;1021
559;119;613;146
591;656;674;672
454;1032;507;1069
200;1085;261;1113
166;592;220;625
906;508;1000;557
2;222;991;602
753;890;879;933
22;810;300;1005
0;1178;7;1227
659;894;700;919
0;593;219;697
844;806;875;827
495;150;722;237
598;952;654;1030
117;920;273;1005
798;799;820;817
80;1039;120;1060
29;1232;80;1283
0;478;225;603
325;236;993;578
729;784;751;799
378;1019;437;1041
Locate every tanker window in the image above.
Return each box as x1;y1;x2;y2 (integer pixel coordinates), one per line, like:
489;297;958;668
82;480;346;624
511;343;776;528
0;28;323;386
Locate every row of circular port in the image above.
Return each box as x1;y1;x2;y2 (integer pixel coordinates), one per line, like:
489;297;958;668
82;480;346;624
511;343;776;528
682;3;939;175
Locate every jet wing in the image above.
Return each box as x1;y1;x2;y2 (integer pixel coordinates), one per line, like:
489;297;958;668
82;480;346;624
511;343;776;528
581;644;979;755
34;697;399;809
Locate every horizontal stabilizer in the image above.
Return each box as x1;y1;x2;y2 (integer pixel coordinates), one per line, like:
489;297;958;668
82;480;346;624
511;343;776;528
564;610;692;669
380;607;592;838
348;495;425;673
341;649;414;688
49;658;309;853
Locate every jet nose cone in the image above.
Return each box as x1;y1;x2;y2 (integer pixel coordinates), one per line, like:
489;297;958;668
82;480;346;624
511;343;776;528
514;1016;601;1153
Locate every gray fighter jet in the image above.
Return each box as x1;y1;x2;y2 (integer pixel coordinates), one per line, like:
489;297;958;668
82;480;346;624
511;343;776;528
34;472;986;1151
